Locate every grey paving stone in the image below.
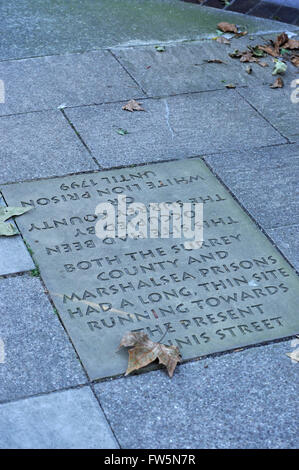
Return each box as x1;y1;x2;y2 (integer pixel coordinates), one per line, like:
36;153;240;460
0;197;34;275
238;84;299;142
111;37;295;96
204;143;299;229
0;387;119;449
0;0;295;61
268;225;299;272
65;91;285;167
0;50;144;116
0;110;97;185
95;340;299;449
0;275;87;402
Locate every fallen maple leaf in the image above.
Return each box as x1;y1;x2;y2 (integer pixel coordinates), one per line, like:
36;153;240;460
270;77;284;88
0;206;31;236
122;99;145;112
119;331;181;377
217;22;238;34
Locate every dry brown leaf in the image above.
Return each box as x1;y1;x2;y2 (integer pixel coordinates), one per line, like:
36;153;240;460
275;32;288;48
204;59;225;64
291;55;299;67
284;39;299;50
257;61;269;67
258;45;279;57
122;99;145;112
270;77;284;88
216;36;230;45
217;22;238;34
119;331;181;377
240;52;258;63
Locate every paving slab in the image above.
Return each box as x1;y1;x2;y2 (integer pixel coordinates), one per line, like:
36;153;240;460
94;340;299;449
0;0;296;61
2;158;299;381
0;197;34;275
204;143;299;229
111;36;298;96
267;225;299;272
238;84;299;143
0;50;144;116
0;386;118;449
0;110;97;185
65;90;285;167
0;275;87;402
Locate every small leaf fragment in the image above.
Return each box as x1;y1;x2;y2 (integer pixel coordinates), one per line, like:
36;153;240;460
116;128;129;135
217;22;238;34
270;77;284;88
155;45;165;52
216;36;230;45
229;49;243;58
122;99;145;112
291;55;299;67
204;59;225;64
286;350;299;363
225;83;236;89
257;61;269;67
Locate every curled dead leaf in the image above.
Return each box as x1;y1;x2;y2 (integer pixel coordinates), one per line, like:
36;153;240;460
122;99;145;112
217;22;238;34
270;77;284;88
275;32;288;48
119;331;181;377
